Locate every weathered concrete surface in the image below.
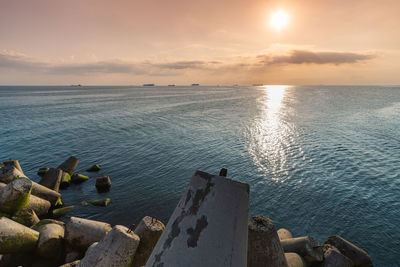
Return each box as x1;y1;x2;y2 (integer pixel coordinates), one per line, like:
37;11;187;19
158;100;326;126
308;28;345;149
78;225;140;267
247;215;288;267
0;177;32;214
325;235;372;267
71;174;89;184
281;236;324;264
278;228;293;240
0;217;39;253
11;208;40;227
320;244;354;267
3;160;24;176
31;182;61;206
145;170;250;267
27;194;51;216
60;171;72;189
33;222;65;259
58;156;79;175
0;165;26;184
39;168;63;192
285;253;307;267
132;216;165;267
65;216;112;251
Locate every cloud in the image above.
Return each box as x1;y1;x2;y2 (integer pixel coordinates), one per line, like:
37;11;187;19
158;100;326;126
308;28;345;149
262;50;375;65
0;48;376;77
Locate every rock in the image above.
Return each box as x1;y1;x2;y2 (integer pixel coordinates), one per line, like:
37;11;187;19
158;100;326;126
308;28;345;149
325;235;372;267
60;171;72;189
52;205;74;218
319;244;354;267
58;156;79;175
86;164;101;172
3;160;24;176
65;216;112;251
71;174;89;184
278;228;293;240
78;225;140;267
247;215;288;267
11;208;40;227
281;236;324;265
95;175;111;192
31;182;61;206
88;198;110;207
0;177;32;214
132;216;165;267
33;222;65;259
27;194;51;216
39;168;63;192
60;260;81;267
0;217;39;253
37;167;50;177
0;165;26;184
285;253;307;267
146;170;250;267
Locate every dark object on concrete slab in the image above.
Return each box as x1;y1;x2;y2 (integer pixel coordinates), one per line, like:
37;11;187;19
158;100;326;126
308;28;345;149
219;168;228;177
248;215;288;267
95;175;111;193
325;235;372;267
86;164;101;172
39;168;63;192
58;156;79;176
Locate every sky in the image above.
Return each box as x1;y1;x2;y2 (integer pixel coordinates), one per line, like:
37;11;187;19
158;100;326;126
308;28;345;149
1;0;399;85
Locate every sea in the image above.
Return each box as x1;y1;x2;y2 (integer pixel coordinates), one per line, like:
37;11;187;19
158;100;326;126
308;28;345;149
0;85;399;266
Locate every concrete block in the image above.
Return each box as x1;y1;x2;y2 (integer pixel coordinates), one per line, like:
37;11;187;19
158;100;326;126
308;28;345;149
0;217;39;253
281;236;324;264
278;228;293;240
145;170;250;267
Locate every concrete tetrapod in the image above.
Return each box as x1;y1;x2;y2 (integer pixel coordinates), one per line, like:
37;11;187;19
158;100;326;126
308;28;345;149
281;236;324;265
39;168;63;192
58;156;79;176
3;160;24;176
0;165;26;184
247;215;288;267
132;216;165;267
278;228;293;240
11;208;40;227
78;225;140;267
33;221;65;259
27;194;51;216
285;253;307;267
0;217;39;253
320;244;354;267
0;177;32;214
65;217;112;251
325;235;372;267
145;170;250;267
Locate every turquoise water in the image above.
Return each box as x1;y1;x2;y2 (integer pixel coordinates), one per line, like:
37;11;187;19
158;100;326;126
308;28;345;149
0;85;399;265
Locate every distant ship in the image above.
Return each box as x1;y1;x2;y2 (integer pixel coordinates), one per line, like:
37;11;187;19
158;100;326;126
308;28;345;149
252;84;263;86
71;84;82;87
168;84;176;87
191;83;200;86
143;84;155;86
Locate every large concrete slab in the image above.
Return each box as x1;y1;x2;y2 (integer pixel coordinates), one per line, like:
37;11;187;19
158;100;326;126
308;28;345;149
145;170;250;267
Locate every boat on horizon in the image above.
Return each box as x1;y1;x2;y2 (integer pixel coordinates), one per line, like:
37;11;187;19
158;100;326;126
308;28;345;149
168;84;176;87
252;83;263;86
191;83;200;86
143;84;155;86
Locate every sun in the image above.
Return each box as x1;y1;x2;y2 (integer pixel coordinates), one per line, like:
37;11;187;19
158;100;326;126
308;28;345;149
269;10;289;31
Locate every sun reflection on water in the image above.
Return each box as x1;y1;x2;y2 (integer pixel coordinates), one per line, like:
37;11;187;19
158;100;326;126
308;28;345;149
247;85;293;182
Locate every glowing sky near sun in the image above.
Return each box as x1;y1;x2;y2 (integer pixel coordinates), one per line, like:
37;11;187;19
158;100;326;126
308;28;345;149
0;0;399;85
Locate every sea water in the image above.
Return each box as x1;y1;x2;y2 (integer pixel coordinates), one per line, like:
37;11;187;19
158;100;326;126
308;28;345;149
0;85;399;265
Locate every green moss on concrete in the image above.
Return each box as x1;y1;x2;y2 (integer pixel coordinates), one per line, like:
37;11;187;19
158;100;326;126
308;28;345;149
71;174;89;184
0;232;39;254
1;191;31;215
89;198;110;207
52;206;74;218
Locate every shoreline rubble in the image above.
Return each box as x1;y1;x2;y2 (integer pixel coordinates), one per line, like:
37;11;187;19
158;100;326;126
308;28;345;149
0;159;373;266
